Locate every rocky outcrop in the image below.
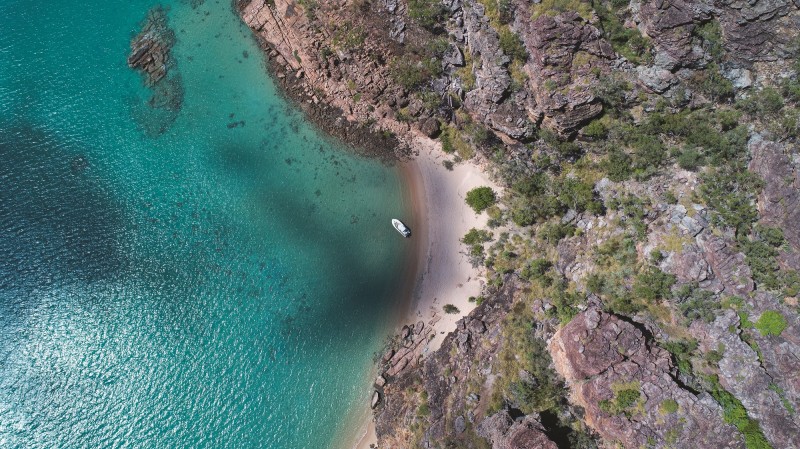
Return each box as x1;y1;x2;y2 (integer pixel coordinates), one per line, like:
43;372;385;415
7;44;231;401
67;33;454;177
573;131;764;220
461;2;527;139
477;411;557;449
693;308;800;449
127;6;175;86
239;0;419;156
639;0;712;71
696;233;755;296
749;135;800;255
375;277;560;448
550;307;743;449
512;7;614;134
715;0;800;62
128;6;183;137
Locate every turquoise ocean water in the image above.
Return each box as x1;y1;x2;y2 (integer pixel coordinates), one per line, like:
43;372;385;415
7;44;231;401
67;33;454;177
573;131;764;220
0;1;409;447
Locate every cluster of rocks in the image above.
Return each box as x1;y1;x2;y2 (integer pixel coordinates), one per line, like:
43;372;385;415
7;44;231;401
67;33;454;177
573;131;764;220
127;6;184;137
477;411;556;449
550;305;744;448
127;6;174;86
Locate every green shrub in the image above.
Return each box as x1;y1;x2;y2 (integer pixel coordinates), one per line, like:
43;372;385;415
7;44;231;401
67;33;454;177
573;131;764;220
522;258;553;285
700;165;763;234
583;119;608;139
498;28;528;61
692;64;734;102
596;4;652;64
754;310;787;337
706;376;773;449
663;338;698;376
659;399;679;415
443;304;460;314
740;237;782;291
695;20;725;61
633;267;676;302
677;148;703;171
676;284;719;323
602;149;633;181
462;228;493;245
407;0;446;31
538;222;575;245
466;186;497;213
556;178;604;215
417;402;430;416
599;386;641;416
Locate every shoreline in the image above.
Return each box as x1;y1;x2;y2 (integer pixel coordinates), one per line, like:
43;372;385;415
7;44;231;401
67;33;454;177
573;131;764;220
349;136;500;449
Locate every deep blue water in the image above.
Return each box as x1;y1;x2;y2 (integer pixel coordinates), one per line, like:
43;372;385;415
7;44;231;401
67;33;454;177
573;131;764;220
0;1;409;447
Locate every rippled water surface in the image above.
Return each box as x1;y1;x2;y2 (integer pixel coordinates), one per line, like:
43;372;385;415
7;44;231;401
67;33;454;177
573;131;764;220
0;1;408;447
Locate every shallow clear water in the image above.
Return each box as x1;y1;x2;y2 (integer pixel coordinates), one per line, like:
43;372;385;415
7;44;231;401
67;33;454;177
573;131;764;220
0;1;408;448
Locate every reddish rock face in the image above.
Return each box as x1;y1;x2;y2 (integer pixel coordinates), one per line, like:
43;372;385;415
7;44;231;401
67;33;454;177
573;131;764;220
550;307;744;449
478;411;557;449
511;8;614;134
749;136;800;259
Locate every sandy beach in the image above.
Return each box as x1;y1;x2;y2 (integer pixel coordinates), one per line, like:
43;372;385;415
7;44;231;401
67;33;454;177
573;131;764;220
351;136;500;449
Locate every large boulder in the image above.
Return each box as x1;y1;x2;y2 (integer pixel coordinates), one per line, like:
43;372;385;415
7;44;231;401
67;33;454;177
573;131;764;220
512;8;615;134
550;307;743;448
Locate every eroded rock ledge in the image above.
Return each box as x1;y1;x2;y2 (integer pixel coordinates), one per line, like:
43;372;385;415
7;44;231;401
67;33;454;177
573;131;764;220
550;305;743;449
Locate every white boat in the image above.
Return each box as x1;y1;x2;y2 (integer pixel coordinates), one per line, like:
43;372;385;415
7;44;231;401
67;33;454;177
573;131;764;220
392;219;411;238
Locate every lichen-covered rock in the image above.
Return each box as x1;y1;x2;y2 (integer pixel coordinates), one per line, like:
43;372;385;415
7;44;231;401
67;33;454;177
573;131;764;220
749;135;800;257
477;411;557;449
696;232;754;297
512;7;614;134
716;0;800;62
692;308;800;449
639;0;712;71
550;307;743;449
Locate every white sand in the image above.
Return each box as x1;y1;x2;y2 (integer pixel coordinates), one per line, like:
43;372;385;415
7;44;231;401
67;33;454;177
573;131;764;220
348;135;500;449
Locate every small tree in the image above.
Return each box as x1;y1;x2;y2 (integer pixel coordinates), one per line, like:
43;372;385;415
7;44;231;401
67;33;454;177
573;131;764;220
465;186;496;213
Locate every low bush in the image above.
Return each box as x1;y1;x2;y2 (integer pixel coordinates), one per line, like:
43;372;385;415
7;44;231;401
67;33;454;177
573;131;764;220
466;186;497;213
443;304;460;314
659;399;679;415
754;310;787;337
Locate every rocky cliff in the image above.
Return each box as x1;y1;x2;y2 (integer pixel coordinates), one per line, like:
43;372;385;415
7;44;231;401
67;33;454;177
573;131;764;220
236;1;800;448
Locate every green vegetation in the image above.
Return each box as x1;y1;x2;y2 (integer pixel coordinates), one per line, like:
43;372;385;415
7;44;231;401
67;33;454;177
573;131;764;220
407;0;446;31
598;382;642;416
700;166;763;235
443;304;461;314
595;3;652;64
530;0;594;21
462;228;493;245
662;338;698;376
498;28;527;61
659;399;679;415
331;22;365;50
706;375;773;449
675;283;719;324
769;383;797;415
465;186;497;213
754;310;788;337
490;301;566;415
633;267;676;302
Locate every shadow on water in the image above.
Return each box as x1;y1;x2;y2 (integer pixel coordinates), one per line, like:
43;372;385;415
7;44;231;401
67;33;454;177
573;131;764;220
211;139;399;344
0;120;128;291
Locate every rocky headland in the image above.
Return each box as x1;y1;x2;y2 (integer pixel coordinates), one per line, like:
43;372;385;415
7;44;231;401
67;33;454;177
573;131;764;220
236;1;800;448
